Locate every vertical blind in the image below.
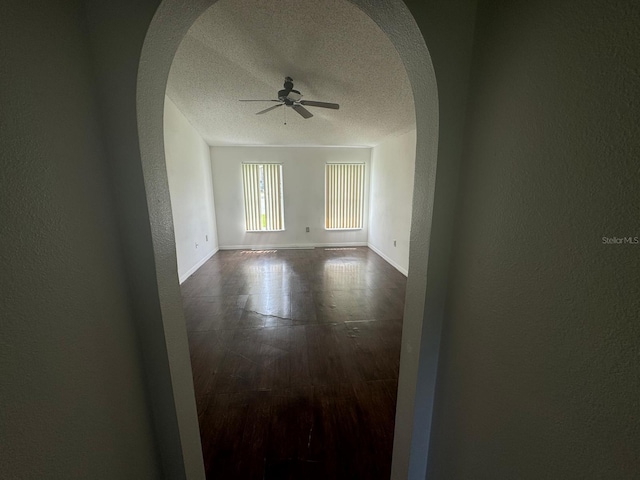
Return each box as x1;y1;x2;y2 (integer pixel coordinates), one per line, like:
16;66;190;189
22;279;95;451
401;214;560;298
325;163;365;229
242;163;284;231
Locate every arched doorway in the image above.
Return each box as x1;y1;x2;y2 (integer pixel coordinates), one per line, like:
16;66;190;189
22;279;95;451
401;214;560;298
137;0;440;477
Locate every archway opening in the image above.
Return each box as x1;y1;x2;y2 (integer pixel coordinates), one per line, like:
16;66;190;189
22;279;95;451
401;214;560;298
137;0;439;477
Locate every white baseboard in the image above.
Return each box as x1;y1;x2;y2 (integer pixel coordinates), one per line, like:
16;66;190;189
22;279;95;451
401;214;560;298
218;242;368;250
179;247;219;284
367;243;408;276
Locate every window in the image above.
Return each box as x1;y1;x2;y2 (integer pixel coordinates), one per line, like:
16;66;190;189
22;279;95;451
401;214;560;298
242;163;284;231
325;163;365;230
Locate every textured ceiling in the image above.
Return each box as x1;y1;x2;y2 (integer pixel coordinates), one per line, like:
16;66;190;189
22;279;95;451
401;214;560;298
165;0;416;146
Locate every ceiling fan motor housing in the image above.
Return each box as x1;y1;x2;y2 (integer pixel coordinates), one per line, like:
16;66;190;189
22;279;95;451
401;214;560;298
278;90;301;104
279;77;301;104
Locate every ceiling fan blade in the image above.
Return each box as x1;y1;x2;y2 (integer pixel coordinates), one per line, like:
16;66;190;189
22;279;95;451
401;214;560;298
256;104;283;115
292;105;313;119
239;99;280;102
300;100;340;110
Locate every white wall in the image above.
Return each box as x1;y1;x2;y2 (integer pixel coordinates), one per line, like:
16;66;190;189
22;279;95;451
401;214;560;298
428;0;640;478
1;1;161;478
89;2;205;476
210;146;371;248
164;96;219;282
368;130;416;275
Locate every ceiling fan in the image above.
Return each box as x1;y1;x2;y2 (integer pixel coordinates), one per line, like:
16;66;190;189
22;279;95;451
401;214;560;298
239;77;339;119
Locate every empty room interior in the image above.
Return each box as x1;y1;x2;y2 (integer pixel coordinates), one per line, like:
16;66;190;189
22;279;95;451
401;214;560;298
4;0;639;478
163;0;416;477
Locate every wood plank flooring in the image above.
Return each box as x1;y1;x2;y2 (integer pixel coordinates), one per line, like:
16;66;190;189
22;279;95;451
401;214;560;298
181;247;406;479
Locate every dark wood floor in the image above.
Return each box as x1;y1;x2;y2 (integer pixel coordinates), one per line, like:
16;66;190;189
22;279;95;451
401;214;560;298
181;247;406;479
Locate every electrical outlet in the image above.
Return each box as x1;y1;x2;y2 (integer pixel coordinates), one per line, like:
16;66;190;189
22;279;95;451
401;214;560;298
393;239;397;247
306;227;310;232
195;242;199;249
206;235;208;242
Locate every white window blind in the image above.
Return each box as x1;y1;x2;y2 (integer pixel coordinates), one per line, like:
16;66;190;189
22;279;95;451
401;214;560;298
242;163;284;231
325;163;365;230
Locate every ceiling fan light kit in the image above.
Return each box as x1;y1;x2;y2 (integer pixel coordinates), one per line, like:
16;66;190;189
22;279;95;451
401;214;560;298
240;77;340;120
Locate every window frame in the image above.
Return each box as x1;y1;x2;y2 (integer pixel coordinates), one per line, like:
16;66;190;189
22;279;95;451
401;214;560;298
324;162;366;231
242;163;285;232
